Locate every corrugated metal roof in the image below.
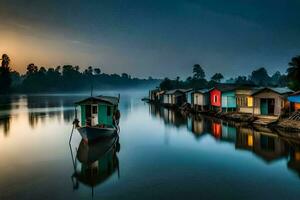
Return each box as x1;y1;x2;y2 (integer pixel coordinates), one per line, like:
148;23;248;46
252;87;293;96
75;95;119;105
165;89;191;95
269;87;293;94
290;91;300;96
194;88;213;94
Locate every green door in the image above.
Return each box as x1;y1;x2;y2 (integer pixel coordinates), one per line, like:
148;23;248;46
98;104;108;125
260;99;268;115
106;106;113;125
80;105;86;126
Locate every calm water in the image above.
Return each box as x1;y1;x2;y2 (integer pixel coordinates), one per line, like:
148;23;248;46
1;91;300;200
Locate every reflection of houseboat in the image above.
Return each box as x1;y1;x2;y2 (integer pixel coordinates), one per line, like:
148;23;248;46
212;122;222;139
71;136;120;195
221;122;236;142
236;127;288;163
188;115;206;139
149;103;187;128
287;144;300;177
74;95;120;142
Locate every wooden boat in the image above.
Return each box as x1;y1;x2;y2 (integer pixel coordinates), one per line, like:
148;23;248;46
74;95;120;142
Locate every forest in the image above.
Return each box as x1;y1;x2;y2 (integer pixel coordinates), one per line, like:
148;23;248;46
0;54;299;93
0;54;160;93
159;56;300;91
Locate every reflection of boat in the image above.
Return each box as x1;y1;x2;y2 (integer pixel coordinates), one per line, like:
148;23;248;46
287;147;300;177
71;136;120;196
74;95;120;142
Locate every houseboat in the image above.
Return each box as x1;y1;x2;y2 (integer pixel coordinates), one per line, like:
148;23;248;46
74;95;120;142
163;89;191;107
210;85;237;112
288;91;300;112
191;89;211;112
251;87;293;116
235;87;259;113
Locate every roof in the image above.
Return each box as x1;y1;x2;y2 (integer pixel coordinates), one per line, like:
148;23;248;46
290;91;300;97
288;91;300;103
75;95;119;105
193;88;213;94
252;87;294;96
157;90;166;95
213;84;237;92
211;83;259;93
165;89;192;95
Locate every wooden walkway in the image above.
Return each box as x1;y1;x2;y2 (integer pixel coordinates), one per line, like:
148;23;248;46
253;115;279;126
288;111;300;121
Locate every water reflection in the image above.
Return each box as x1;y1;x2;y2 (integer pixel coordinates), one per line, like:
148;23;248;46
0;94;132;138
236;127;288;163
149;104;187;128
0;95;77;137
149;104;300;179
70;136;120;196
288;143;300;177
0;96;14;136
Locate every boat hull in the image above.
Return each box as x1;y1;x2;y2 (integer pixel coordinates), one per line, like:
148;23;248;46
77;126;118;142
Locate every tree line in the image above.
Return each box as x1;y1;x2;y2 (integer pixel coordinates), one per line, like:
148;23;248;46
159;56;300;91
0;54;159;93
1;53;299;93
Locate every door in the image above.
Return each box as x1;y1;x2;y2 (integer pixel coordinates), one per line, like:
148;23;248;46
260;99;268;115
268;99;275;115
98;104;107;125
91;104;98;126
85;105;92;126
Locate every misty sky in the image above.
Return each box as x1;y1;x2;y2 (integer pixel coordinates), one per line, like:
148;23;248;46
0;0;300;79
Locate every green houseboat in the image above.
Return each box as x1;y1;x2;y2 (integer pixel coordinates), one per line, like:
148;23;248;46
74;95;120;142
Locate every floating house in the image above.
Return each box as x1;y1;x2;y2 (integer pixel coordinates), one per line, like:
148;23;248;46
252;87;293;116
210;85;237;112
235;87;259;113
163;89;191;107
149;89;165;103
149;89;159;102
288;91;300;111
186;90;194;105
76;95;119;127
191;89;211;112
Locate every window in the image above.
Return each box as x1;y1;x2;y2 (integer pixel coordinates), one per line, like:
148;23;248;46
214;95;217;103
107;106;111;116
247;97;253;107
92;105;98;114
